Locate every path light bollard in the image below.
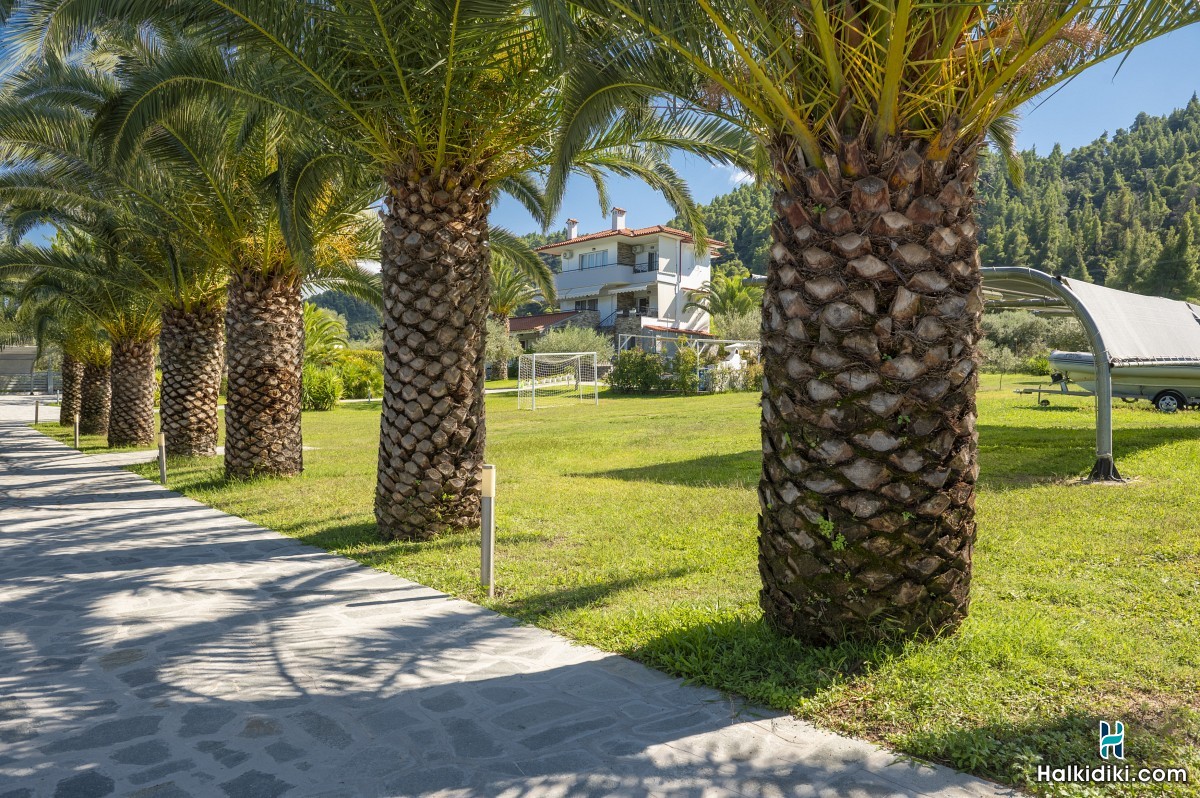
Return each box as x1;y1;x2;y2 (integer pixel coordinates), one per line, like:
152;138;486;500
480;464;496;599
157;433;168;486
73;413;80;449
33;400;39;425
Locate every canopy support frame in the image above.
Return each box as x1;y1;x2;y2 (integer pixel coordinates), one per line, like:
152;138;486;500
982;267;1123;482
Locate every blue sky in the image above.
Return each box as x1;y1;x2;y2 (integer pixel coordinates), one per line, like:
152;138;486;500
496;26;1200;238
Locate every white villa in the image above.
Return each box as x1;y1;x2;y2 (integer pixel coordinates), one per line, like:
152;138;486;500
513;209;723;348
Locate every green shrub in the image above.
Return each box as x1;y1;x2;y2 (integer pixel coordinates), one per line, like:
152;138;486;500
606;348;667;393
302;364;343;411
532;325;615;363
486;317;523;380
712;309;761;341
739;357;763;392
336;352;383;399
1025;354;1050;375
671;343;700;394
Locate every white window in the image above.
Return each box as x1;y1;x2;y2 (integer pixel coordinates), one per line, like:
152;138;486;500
579;251;608;269
574;299;598;311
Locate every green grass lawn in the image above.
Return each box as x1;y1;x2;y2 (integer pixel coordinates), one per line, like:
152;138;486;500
485;378;519;390
37;375;1200;795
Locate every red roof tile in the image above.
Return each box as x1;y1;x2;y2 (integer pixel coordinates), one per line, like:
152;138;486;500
535;225;726;252
505;311;579;333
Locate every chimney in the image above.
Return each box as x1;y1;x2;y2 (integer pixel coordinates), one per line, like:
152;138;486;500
566;218;579;239
611;207;627;230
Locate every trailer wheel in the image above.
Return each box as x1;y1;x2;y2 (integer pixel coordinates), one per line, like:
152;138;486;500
1153;390;1186;413
1039;399;1051;407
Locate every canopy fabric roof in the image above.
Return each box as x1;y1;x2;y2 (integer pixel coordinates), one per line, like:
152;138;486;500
1060;278;1200;367
605;283;651;295
556;284;605;299
982;268;1200;368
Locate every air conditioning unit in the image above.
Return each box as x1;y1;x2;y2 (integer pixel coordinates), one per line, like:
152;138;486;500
562;250;574;259
632;244;645;254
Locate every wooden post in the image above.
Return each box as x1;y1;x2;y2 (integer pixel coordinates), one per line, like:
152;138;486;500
157;433;168;486
33;401;39;425
73;413;79;449
480;464;496;598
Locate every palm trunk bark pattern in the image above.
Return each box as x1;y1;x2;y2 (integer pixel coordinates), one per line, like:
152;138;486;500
758;139;981;643
224;269;303;479
160;307;224;457
376;169;489;541
58;355;83;428
108;339;158;449
79;362;111;437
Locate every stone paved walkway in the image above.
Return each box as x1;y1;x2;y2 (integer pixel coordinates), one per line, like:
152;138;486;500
0;396;1015;798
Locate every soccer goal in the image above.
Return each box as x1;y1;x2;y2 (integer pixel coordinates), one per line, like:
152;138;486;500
517;352;599;410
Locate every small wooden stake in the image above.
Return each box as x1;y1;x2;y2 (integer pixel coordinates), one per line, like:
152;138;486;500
73;413;80;449
157;433;168;486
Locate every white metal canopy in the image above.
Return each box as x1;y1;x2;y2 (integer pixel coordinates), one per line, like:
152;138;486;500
981;267;1200;480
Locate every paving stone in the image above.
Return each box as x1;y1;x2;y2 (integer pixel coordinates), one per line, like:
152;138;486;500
197;740;250;770
98;649;146;670
118;667;159;688
111;740;171;765
129;760;196;786
239;717;283;738
291;711;352;750
443;717;505;758
179;707;236;738
419;692;467;712
264;741;305;764
0;402;1017;798
383;765;469;794
39;716;162;753
53;770;115;798
219;770;293;798
493;699;582;731
127;784;192;798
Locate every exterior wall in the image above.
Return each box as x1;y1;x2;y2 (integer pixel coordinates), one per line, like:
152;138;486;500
548;230;714;332
614;316;643;345
562;310;600;330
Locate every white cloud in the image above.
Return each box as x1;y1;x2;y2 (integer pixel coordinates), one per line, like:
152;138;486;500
714;163;752;185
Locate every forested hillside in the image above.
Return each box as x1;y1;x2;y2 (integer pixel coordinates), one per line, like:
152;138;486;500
676;98;1200;299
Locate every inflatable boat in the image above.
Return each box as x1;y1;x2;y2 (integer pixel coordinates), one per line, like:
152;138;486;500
1048;350;1200;412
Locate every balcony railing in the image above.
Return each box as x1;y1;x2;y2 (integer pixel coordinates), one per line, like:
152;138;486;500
600;307;658;328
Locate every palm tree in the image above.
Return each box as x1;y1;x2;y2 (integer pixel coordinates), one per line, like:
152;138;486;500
490;255;543;322
303;303;349;368
2;236;160;446
685;275;763;317
0;30;380;466
0;46;228;454
9;0;752;539
555;1;1200;642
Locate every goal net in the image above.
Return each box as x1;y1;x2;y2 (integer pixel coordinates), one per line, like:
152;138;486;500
517;352;599;410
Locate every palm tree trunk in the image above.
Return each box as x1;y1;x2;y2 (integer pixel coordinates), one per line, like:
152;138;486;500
758;140;981;643
58;355;83;427
108;338;158;448
375;170;489;540
224;269;303;479
79;361;111;436
160;306;224;457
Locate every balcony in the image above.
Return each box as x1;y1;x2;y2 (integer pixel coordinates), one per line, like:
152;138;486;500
600;307;658;329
